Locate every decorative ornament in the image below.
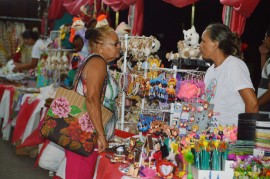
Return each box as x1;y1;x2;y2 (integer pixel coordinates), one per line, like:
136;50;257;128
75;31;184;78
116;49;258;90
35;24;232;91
156;161;175;178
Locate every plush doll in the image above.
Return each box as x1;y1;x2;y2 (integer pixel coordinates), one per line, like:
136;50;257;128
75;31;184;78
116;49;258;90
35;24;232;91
183;26;199;46
177;26;201;59
166;78;177;102
69;17;86;43
115;22;131;35
95;14;109;28
165;51;179;61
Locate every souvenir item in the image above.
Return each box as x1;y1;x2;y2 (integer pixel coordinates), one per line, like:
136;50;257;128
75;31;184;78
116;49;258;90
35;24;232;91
166;78;177;102
156;161;175;178
177;26;201;59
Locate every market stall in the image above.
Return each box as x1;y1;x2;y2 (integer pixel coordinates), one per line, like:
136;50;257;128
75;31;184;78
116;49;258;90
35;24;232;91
0;0;270;179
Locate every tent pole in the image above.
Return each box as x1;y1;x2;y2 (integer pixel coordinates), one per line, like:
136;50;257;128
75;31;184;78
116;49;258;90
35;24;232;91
115;11;119;27
191;3;195;26
129;5;135;35
224;5;232;27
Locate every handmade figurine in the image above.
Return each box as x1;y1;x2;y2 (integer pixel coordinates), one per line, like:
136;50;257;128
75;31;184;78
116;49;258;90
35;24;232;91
152;142;163;162
156;160;175;179
126;162;139;177
166;78;177;102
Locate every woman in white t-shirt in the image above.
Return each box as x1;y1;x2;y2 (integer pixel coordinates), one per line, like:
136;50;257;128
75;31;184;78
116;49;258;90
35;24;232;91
13;29;44;72
200;23;259;126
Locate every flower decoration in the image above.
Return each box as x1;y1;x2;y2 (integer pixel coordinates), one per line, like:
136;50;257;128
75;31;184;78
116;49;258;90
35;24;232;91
232;155;269;178
51;97;71;118
78;113;94;133
40;119;57;137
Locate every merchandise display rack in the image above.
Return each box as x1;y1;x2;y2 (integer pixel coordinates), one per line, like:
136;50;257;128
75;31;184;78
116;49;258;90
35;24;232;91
117;34;206;133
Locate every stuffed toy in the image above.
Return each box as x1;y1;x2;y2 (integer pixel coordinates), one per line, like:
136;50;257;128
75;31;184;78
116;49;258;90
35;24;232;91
183;26;199;46
177;26;201;59
115;22;131;35
60;24;70;40
96;14;109;28
165;52;179;61
165;26;201;60
69;17;86;43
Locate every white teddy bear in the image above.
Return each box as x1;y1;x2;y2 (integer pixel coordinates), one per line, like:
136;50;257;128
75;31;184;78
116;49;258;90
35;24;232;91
178;26;201;59
165;26;202;61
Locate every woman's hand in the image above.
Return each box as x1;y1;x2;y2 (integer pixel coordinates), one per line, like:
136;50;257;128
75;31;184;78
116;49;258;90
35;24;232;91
97;134;108;153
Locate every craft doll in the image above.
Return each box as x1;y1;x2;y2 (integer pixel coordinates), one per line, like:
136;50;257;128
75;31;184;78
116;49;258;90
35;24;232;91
126;162;139;177
149;79;156;100
179;119;188;136
191;125;199;136
155;78;161;100
152;142;162;163
169;128;179;140
144;78;150;98
160;80;167;102
137;119;150;133
166;78;177;102
139;78;145;98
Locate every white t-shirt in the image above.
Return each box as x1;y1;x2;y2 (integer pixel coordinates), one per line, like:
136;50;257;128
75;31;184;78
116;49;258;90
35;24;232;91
31;39;44;59
204;55;254;126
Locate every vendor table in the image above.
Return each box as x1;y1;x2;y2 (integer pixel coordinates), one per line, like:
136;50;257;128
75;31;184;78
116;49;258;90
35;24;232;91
93;153;125;179
0;83;55;142
0;84;16;140
93;130;181;179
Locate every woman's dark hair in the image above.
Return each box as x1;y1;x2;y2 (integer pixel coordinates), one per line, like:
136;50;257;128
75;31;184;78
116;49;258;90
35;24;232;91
84;26;114;49
205;23;243;59
22;30;40;41
73;35;84;52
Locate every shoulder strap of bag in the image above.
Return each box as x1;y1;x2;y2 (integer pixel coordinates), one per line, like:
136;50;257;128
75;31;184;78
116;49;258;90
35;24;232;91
73;53;107;89
73;53;108;102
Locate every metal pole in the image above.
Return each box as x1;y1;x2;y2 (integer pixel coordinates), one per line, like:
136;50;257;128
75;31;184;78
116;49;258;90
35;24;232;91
120;34;128;130
191;3;195;26
115;11;119;27
0;16;42;22
129;5;135;35
224;5;232;27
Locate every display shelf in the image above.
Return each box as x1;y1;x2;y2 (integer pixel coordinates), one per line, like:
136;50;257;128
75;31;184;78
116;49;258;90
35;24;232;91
177;58;212;71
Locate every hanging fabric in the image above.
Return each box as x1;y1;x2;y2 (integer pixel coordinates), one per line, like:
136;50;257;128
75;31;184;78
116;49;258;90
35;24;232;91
220;0;260;36
48;0;103;20
162;0;199;8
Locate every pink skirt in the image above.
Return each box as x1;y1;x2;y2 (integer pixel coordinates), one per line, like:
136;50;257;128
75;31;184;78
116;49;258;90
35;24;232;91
65;149;99;179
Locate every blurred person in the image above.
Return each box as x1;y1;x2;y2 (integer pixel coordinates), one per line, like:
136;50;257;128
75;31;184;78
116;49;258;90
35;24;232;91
257;25;270;116
13;29;44;72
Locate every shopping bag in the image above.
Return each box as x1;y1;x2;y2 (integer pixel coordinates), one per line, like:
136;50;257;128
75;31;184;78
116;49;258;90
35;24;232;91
40;87;112;156
40;54;113;156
